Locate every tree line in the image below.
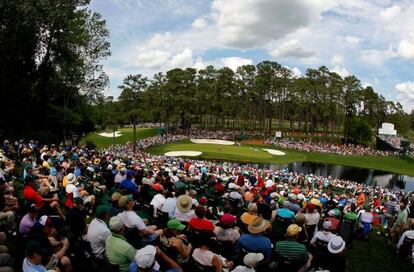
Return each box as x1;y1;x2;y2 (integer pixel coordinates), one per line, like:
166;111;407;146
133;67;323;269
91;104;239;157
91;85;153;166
97;63;414;145
0;0;110;142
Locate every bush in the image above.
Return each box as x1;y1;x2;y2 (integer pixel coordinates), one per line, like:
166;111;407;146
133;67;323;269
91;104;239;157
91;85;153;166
85;140;97;150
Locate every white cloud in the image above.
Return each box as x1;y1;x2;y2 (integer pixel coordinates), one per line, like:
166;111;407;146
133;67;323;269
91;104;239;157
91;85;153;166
193;57;208;70
211;0;335;48
135;50;171;69
395;82;414;112
221;57;252;71
192;18;207;30
397;40;414;59
332;66;350;78
270;39;314;59
360;48;397;65
331;54;344;65
343;36;361;45
380;5;401;20
170;48;193;68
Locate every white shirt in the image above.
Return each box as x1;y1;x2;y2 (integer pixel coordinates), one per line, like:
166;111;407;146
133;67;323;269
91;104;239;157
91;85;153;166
86;218;111;258
359;212;373;224
162;197;177;218
311;231;337;244
174;208;196;222
66;183;80;198
232;266;256;272
397;230;414;249
304;212;320;226
150;194;166;217
150;194;166;210
120;210;146;231
114;173;125;184
192;248;216;266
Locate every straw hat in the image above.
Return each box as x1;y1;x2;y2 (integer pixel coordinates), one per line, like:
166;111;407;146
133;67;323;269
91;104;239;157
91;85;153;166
67;173;76;184
176;195;193;213
248;217;270;234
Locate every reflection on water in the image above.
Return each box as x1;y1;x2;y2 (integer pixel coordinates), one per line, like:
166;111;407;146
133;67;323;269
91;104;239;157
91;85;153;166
244;161;414;192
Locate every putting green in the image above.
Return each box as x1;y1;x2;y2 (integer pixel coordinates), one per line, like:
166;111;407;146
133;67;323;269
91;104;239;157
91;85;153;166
148;140;306;164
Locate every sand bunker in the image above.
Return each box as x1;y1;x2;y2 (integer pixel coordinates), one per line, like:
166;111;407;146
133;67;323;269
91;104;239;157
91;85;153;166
98;131;122;138
263;148;286;156
190;139;235;145
164;151;202;157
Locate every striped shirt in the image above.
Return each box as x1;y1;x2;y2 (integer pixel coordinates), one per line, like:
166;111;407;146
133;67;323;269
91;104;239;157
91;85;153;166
275;240;309;264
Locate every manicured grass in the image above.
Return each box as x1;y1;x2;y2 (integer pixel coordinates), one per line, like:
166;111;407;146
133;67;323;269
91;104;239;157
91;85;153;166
347;229;412;272
81;128;157;149
148;140;414;176
148;140;307;164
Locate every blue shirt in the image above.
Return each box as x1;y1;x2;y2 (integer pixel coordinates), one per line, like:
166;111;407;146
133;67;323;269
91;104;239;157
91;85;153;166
120;178;138;194
22;258;47;272
234;234;272;260
128;261;178;272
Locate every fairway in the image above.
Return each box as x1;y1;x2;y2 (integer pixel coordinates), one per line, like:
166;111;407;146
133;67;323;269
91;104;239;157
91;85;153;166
149;140;414;176
81;128;157;149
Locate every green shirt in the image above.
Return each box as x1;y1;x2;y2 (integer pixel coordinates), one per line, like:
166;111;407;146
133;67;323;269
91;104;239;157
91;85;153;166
105;233;136;272
396;209;408;226
275;240;309;265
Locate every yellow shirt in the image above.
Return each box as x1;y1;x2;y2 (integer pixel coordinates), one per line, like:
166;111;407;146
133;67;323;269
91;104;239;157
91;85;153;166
42;161;51;170
62;175;69;188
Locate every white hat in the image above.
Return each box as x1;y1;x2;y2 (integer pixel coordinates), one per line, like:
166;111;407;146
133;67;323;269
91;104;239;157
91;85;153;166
328;236;346;254
243;253;264;268
67;173;76;184
228;183;239;189
109;216;124;232
135;245;156;268
327;210;335;217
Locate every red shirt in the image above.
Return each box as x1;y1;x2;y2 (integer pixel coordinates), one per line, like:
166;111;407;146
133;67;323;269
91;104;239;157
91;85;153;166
23;186;44;208
188;218;215;233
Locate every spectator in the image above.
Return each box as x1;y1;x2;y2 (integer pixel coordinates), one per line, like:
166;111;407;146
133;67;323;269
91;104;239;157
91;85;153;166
275;224;312;272
86;205;111;259
106;215;137;272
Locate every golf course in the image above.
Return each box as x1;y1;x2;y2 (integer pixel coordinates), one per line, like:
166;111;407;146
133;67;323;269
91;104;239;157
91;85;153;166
82;128;414;176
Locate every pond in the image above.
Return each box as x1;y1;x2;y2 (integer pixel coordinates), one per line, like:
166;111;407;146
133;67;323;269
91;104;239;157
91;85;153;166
244;161;414;192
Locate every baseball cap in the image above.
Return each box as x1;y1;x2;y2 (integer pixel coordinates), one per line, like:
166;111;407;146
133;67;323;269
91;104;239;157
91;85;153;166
109;216;124;232
135;245;156;268
220;213;237;226
323;220;332;230
95;205;110;218
118;194;133;208
167;219;186;231
153;183;163;191
243;253;264;268
111;192;122;202
199;197;208;205
38;215;53;227
73;197;83;205
286;224;302;236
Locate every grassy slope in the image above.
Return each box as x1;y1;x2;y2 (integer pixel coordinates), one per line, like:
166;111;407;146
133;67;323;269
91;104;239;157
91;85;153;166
148;140;414;176
347;229;412;272
81;128;157;149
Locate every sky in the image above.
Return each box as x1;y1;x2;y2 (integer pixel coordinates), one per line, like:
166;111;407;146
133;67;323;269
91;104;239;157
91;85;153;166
89;0;414;112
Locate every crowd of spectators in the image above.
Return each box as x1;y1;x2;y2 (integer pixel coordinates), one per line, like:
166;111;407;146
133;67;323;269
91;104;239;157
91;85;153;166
1;136;414;272
377;135;414;151
266;139;394;156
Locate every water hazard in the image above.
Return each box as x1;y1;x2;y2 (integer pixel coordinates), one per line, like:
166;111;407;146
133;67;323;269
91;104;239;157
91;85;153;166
244;161;414;192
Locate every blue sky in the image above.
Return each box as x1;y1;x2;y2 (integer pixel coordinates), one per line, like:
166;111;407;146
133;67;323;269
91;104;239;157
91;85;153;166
89;0;414;112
